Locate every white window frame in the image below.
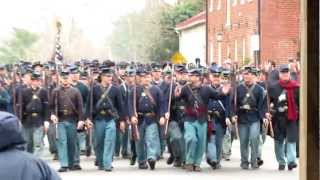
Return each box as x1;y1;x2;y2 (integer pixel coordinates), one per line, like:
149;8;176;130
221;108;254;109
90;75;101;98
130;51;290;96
209;0;214;12
226;0;231;26
217;0;221;10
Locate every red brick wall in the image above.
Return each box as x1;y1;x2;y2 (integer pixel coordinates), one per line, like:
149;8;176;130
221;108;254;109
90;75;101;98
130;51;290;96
260;0;300;65
207;0;300;66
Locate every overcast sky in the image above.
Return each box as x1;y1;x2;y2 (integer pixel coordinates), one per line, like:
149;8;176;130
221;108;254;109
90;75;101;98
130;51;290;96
0;0;149;46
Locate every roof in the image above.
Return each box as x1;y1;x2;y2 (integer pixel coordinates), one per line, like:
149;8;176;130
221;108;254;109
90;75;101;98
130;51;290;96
175;11;206;31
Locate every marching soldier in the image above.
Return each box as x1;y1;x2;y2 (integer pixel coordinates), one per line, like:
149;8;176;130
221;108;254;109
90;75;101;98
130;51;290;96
20;71;49;156
50;69;85;172
86;67;123;171
70;65;89;165
150;62;162;86
16;68;33;119
0;80;10;112
128;66;166;170
256;69;269;167
119;65;137;161
206;67;231;169
115;61;130;158
165;64;188;167
174;68;230;171
268;64;299;171
232;66;267;170
46;69;60;160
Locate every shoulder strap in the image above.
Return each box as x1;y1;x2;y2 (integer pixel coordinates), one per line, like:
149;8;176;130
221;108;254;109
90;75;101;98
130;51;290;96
143;87;156;106
186;84;203;105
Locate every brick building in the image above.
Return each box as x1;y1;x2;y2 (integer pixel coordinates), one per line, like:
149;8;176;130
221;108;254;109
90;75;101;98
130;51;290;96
206;0;300;66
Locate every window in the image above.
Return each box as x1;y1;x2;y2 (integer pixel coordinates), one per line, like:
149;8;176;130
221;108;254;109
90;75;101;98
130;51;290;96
209;0;214;12
226;0;231;26
217;0;221;10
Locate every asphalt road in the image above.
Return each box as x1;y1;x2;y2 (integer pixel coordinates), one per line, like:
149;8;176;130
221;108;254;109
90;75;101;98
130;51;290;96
45;137;299;180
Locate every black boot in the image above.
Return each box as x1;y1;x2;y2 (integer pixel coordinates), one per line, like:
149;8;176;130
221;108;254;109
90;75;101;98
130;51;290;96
148;159;156;170
58;167;68;172
130;155;136;166
257;158;264;166
173;158;182;167
278;164;286;171
138;162;148;169
288;162;297;171
167;155;174;165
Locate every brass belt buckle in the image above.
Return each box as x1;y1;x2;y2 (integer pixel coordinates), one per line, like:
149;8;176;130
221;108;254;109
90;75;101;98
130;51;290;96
31;113;38;117
243;104;250;110
100;110;106;115
63;109;69;115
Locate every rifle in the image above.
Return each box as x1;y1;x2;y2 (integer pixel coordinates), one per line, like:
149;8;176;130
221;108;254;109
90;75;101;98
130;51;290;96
54;64;60;140
87;69;94;150
232;63;239;140
263;71;274;137
12;66;17;115
132;75;140;141
164;65;174;136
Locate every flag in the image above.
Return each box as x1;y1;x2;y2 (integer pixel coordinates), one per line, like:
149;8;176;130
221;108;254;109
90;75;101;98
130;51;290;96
52;21;63;63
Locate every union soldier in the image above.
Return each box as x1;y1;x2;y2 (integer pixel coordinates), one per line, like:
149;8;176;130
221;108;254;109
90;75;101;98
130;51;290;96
232;66;267;170
46;69;59;160
174;68;230;171
50;69;85;172
128;67;166;170
268;64;299;171
115;61;130;158
206;67;231;169
150;62;162;86
124;66;139;166
86;67;123;171
165;64;188;167
70;65;89;163
20;71;49;156
0;80;10;112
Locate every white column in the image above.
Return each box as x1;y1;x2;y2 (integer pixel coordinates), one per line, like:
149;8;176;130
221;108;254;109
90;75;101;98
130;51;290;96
218;42;222;65
242;38;246;64
235;39;238;62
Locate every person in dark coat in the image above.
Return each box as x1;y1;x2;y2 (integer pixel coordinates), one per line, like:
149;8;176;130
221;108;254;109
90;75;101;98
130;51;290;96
20;71;49;156
0;111;61;180
268;64;299;171
206;67;231;170
86;68;123;171
128;67;166;170
233;66;267;170
174;68;230;172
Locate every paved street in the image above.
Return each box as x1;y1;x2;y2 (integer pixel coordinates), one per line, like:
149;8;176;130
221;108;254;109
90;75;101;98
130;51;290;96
45;137;299;180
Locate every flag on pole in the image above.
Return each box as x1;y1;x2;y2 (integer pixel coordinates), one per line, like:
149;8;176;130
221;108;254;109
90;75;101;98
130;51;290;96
52;20;63;63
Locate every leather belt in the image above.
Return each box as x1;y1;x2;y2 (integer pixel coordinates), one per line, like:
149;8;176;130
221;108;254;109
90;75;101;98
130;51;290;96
138;112;156;118
31;113;39;117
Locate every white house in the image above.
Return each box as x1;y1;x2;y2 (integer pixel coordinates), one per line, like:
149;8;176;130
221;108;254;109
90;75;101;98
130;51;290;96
175;11;206;65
